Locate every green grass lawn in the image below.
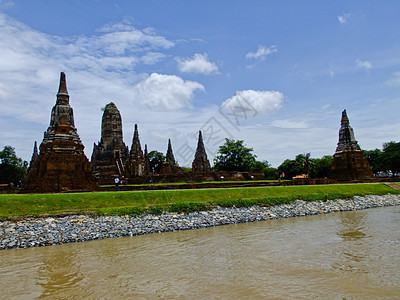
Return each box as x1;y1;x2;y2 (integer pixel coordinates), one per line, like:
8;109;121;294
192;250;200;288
0;183;398;218
100;179;281;188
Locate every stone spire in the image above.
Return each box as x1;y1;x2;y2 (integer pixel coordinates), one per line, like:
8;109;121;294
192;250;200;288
91;102;129;183
192;131;211;172
22;72;98;193
160;139;182;174
335;109;360;152
128;124;145;177
42;72;81;149
130;124;143;158
28;141;39;171
144;144;151;175
328;109;374;181
56;72;69;105
166;139;175;164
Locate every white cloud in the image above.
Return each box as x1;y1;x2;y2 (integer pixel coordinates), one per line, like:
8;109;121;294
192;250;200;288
133;73;205;111
0;0;13;9
337;12;350;24
246;45;277;60
0;12;182;161
356;58;372;70
176;53;219;74
221;90;283;114
386;71;400;86
140;52;167;65
271;119;308;129
0;12;177;120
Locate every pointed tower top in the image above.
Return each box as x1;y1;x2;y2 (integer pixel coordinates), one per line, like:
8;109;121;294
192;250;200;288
166;139;175;164
130;123;143;158
341;109;349;125
144;144;148;155
32;141;38;157
197;131;204;146
192;130;211;172
29;141;39;170
56;72;69;104
335;109;360;152
57;72;69;96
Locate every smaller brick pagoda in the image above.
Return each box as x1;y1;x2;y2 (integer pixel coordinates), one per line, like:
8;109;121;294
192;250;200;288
192;131;211;172
160;139;182;174
328;109;374;181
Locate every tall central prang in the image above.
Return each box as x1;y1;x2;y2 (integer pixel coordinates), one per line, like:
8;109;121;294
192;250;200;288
91;102;129;183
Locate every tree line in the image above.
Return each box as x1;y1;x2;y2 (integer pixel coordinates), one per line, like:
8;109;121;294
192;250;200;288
211;139;399;180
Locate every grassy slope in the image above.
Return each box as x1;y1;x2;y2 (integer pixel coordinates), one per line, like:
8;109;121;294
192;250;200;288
0;184;398;218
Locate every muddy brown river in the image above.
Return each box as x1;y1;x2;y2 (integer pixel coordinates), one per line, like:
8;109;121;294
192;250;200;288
1;206;399;299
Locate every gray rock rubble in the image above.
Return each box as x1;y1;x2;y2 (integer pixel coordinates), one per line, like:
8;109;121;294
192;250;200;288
1;194;399;250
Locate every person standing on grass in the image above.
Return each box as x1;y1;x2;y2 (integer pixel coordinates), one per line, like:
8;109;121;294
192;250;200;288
115;177;120;191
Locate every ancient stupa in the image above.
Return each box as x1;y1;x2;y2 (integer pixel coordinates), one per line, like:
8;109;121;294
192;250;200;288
192;131;211;172
127;124;145;177
22;72;99;193
28;141;38;172
91;102;129;183
160;139;182;174
328;109;374;181
144;144;151;175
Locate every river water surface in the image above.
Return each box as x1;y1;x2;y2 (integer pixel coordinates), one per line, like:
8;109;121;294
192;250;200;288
1;206;400;299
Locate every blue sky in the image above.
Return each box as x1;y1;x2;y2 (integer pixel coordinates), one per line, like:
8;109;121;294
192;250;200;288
0;0;399;167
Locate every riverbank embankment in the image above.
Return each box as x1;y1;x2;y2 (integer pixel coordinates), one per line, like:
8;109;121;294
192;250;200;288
1;193;400;250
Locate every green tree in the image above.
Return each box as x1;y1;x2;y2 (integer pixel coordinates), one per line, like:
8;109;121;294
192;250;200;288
294;153;313;176
252;161;265;173
381;141;400;175
264;167;279;180
148;150;164;174
310;155;333;178
364;148;383;175
213;139;257;172
277;159;296;179
0;146;28;185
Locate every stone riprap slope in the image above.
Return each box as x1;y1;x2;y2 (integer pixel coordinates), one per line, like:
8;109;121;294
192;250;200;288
1;194;400;250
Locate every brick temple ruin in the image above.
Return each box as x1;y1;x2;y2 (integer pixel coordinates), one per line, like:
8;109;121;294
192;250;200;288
328;109;374;181
89;99;261;184
22;73;376;192
90;101;185;184
22;73;99;193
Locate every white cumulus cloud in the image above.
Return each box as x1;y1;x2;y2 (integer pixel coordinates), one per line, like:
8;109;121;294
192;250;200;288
221;90;283;114
337;12;350;24
133;73;205;111
246;45;277;60
176;53;219;74
356;58;372;70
